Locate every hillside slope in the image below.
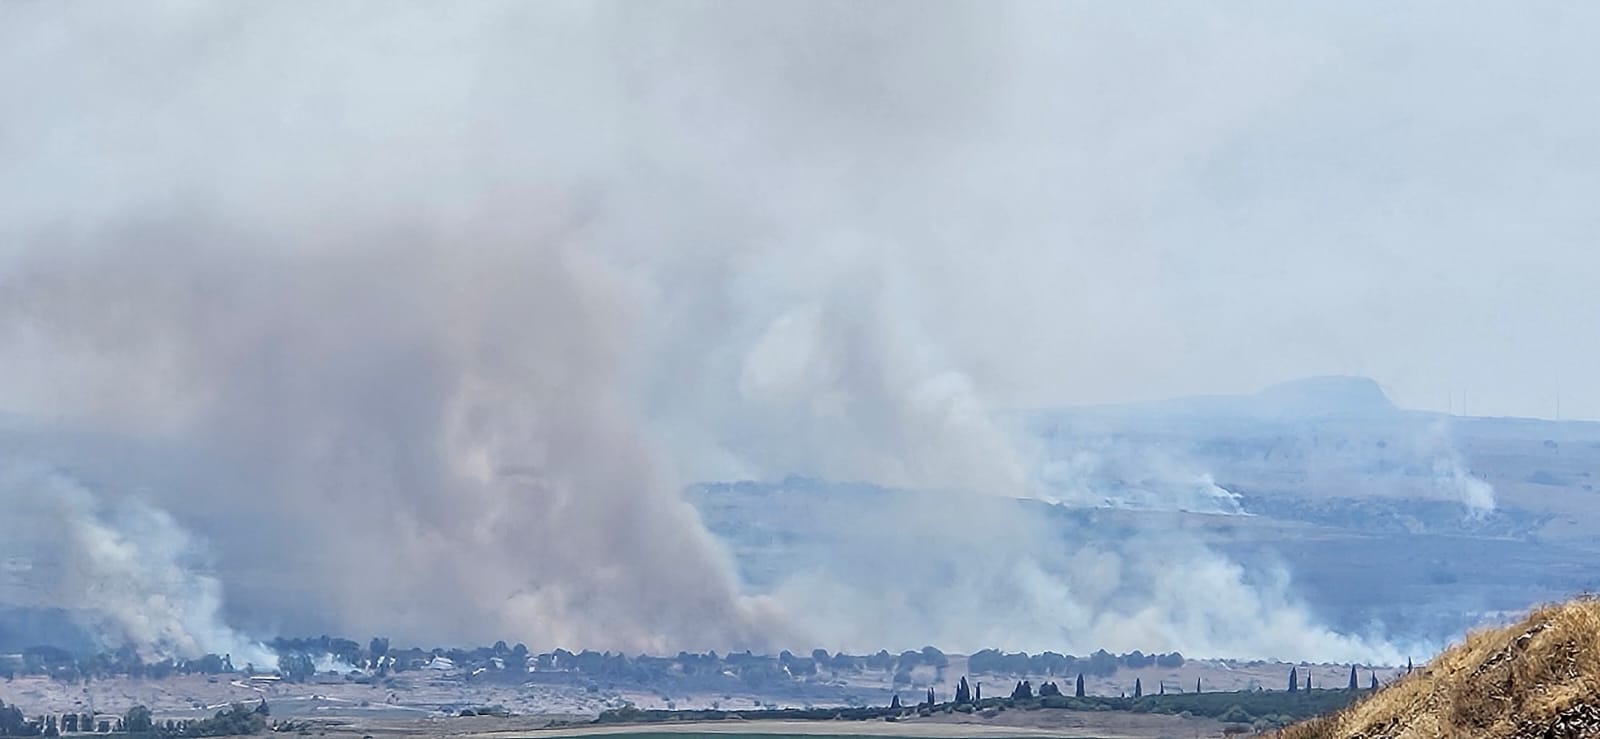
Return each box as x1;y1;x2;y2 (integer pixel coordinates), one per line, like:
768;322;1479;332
1285;597;1600;738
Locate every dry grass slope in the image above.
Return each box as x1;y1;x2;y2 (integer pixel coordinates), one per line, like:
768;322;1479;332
1282;596;1600;739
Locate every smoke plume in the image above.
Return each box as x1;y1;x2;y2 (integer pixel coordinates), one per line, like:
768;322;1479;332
2;236;788;652
0;466;277;667
0;1;1422;662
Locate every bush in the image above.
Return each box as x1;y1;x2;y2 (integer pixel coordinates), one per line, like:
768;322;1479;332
184;703;268;736
124;706;154;734
1218;705;1254;724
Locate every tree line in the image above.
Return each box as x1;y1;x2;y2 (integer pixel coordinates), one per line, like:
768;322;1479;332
2;638;1190;686
0;698;269;737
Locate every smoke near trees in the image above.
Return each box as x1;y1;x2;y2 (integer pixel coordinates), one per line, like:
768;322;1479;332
0;1;1452;663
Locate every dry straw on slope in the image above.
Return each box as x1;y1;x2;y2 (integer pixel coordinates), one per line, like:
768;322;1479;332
1283;596;1600;739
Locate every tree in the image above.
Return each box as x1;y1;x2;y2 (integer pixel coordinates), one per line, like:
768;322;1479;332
1348;665;1359;691
0;700;24;735
1306;672;1312;692
1406;657;1413;674
1196;677;1202;694
1133;678;1142;698
278;651;315;682
1288;667;1299;693
890;694;901;710
124;705;153;734
1218;705;1252;724
1075;673;1085;698
1085;649;1117;677
184;703;267;737
1011;680;1033;700
974;682;981;702
925;688;935;708
954;676;971;704
369;637;390;659
1370;671;1378;690
1038;681;1061;697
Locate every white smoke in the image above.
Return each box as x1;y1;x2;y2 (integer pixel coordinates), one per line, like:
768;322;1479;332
1422;420;1497;514
1037;443;1246;514
771;539;1411;664
0;465;278;668
0;1;1420;663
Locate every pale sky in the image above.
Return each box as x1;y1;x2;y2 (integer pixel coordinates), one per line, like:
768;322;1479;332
2;1;1598;421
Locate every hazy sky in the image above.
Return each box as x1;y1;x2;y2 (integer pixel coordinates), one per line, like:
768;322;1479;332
1;0;1590;660
3;1;1598;423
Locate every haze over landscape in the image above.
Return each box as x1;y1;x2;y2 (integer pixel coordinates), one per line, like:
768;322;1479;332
3;2;1600;717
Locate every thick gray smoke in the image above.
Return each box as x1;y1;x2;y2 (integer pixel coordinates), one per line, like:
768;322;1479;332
0;1;1417;661
1;238;787;652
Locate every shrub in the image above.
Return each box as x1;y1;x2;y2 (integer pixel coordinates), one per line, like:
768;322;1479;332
1218;705;1253;724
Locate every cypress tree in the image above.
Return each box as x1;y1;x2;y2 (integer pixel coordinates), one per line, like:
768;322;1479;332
1195;677;1201;694
890;694;901;710
1288;667;1299;693
1158;680;1165;695
1134;678;1142;698
1306;673;1312;692
975;682;981;702
1370;671;1378;690
1406;657;1413;674
927;687;935;707
1075;673;1085;698
1348;665;1358;691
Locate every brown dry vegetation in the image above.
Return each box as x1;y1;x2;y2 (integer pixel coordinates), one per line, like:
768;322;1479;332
1282;596;1600;739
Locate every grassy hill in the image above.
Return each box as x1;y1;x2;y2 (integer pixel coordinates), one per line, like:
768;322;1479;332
1284;597;1600;738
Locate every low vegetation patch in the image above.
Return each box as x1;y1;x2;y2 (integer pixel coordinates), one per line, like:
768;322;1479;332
593;688;1365;731
1283;596;1600;738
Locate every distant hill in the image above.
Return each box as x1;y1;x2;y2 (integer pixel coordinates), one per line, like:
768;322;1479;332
1285;596;1600;738
693;377;1600;651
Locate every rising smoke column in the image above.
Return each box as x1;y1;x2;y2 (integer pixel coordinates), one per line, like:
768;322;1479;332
0;235;788;652
0;2;1416;661
0;466;277;667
